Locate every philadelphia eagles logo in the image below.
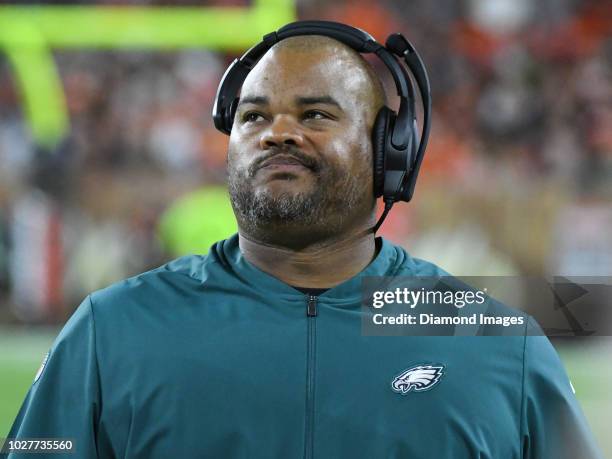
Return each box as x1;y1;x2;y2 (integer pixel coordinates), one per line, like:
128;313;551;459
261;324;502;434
391;364;444;395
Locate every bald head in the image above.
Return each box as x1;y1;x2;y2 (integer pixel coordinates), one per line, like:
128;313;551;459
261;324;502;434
273;36;386;110
242;35;387;127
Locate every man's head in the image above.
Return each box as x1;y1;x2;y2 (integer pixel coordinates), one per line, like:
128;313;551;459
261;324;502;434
227;35;386;247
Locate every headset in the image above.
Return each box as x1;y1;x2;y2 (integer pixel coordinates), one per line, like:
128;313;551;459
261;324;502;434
213;20;431;232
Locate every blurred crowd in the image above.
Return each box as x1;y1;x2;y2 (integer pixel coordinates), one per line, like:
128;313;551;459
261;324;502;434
0;0;610;323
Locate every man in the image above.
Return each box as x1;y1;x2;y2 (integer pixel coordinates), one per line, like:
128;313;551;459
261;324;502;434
6;32;603;459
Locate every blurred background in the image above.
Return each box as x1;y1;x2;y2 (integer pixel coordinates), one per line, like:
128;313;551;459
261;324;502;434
0;0;610;454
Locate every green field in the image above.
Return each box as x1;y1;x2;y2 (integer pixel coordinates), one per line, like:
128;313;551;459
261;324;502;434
0;327;60;437
1;328;610;456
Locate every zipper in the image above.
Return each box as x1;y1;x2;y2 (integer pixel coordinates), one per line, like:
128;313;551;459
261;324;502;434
304;294;318;459
307;294;318;318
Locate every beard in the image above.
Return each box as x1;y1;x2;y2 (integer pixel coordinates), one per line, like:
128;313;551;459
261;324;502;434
227;148;371;238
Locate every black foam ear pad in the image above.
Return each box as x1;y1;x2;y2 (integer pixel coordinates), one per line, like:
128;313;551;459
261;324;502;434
372;107;390;197
226;98;240;133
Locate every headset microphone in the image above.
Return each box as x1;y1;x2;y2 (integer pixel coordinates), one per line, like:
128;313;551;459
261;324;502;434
213;20;432;233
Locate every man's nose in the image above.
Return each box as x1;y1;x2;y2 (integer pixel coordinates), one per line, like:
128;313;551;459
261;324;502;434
259;116;304;149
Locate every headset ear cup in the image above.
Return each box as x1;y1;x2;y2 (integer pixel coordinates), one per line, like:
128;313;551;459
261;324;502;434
372;107;390;198
226;98;239;133
410;117;418;166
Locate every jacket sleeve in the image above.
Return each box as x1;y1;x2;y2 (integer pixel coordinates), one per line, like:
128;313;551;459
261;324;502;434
5;296;100;459
521;317;603;459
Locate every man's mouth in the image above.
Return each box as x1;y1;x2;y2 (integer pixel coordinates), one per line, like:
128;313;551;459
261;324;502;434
258;155;313;173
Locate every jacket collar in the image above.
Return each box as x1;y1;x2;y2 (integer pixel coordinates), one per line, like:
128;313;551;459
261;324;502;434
217;232;410;304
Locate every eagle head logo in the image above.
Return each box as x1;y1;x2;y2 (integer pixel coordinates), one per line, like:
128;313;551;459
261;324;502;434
391;364;444;395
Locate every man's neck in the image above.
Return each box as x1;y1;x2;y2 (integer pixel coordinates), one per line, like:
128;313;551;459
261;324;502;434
238;228;377;289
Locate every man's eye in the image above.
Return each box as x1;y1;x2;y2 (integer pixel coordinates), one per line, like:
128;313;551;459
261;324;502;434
243;112;264;123
303;111;328;120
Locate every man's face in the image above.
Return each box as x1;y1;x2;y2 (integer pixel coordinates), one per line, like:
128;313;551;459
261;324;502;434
227;42;377;239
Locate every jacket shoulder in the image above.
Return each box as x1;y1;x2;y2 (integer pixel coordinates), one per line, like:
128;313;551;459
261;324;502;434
88;254;212;308
395;249;530;322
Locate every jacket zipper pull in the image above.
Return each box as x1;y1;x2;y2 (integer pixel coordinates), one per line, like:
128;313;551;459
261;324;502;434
307;295;318;317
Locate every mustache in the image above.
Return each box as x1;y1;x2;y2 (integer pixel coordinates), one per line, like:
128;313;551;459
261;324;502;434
248;148;320;177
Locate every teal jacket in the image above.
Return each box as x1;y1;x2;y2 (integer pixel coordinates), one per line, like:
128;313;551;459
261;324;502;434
6;234;603;458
